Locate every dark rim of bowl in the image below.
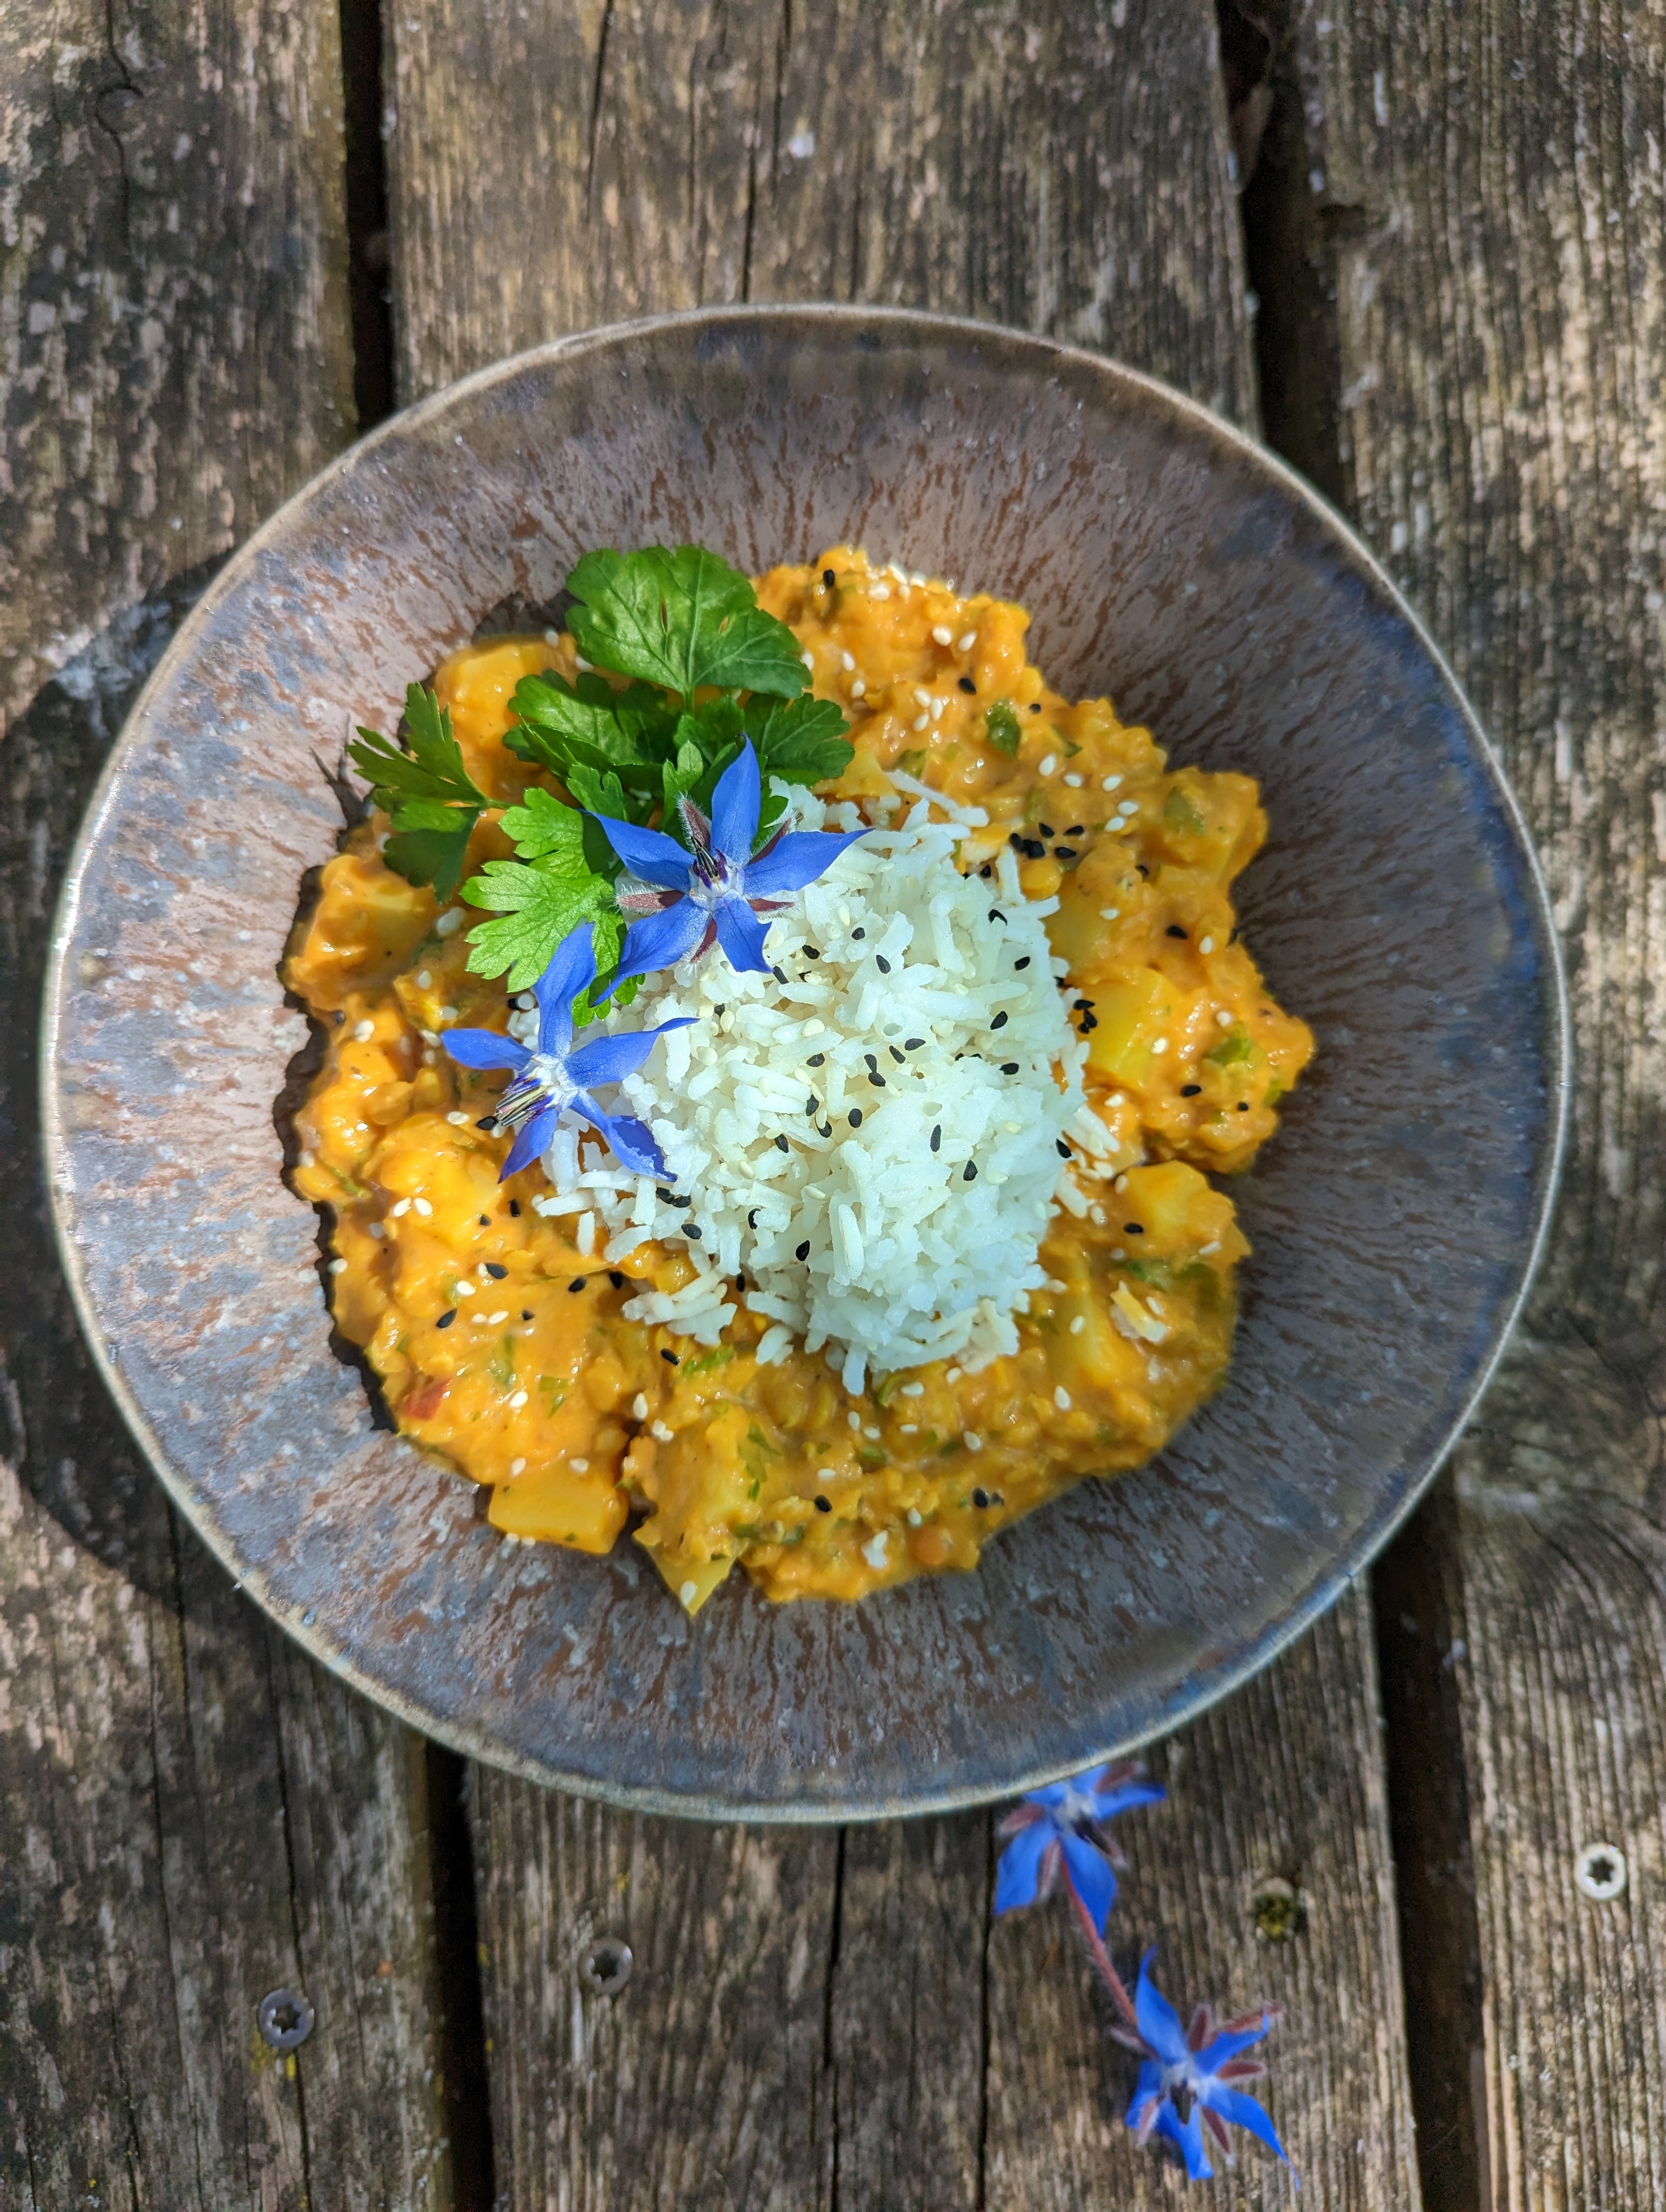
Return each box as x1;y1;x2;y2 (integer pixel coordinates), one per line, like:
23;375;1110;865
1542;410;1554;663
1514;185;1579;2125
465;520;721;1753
41;303;1571;1821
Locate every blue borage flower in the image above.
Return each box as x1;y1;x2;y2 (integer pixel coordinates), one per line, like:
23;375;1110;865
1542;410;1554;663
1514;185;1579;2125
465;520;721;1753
441;922;693;1179
1115;1952;1292;2184
597;741;869;981
994;1760;1167;1933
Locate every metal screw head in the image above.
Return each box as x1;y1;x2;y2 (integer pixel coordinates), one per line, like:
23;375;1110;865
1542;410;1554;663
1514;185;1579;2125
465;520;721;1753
580;1935;634;1996
257;1988;316;2052
1574;1843;1626;1902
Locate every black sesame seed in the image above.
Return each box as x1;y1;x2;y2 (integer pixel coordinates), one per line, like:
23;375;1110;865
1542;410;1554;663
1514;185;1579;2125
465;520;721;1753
972;1487;991;1508
509;1199;521;1217
804;946;822;959
866;1072;883;1087
808;1052;825;1066
1073;996;1093;1011
609;1270;625;1288
478;1213;490;1226
979;863;994;878
864;1052;879;1069
990;1492;1005;1506
772;964;788;984
815;1494;832;1512
820;1121;833;1137
806;1096;819;1114
988;908;1006;923
775;1133;790;1152
1024;838;1047;858
1014;955;1031;970
889;1046;906;1064
875;954;892;973
521;1309;533;1321
1124;1223;1145;1235
1029;702;1042;713
484;1261;508;1278
713;1004;726;1017
1054;845;1078;860
1237;1101;1250;1112
683;1223;702;1238
437;1309;456;1329
1167;924;1188;940
569;1276;587;1291
735;1273;746;1291
963;1161;978;1181
748;1208;760;1227
958;676;977;694
1181;1083;1202;1097
663;1192;692;1207
849;1109;864;1128
1080;1013;1098;1031
334;1009;345;1025
931;1125;941;1152
851;927;866;939
796;1240;811;1261
1037;821;1055;837
1065;825;1085;836
1001;1061;1020;1075
662;1349;679;1365
990;1011;1009;1030
1055;1139;1072;1159
476;1117;498;1133
823;567;836;588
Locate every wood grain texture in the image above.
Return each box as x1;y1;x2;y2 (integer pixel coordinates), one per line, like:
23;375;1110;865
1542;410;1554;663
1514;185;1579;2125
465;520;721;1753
0;4;452;2202
387;4;1418;2203
1299;3;1666;2202
383;0;1255;423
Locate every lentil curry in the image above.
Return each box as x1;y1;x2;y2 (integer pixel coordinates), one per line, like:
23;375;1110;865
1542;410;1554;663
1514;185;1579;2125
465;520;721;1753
286;550;1313;1610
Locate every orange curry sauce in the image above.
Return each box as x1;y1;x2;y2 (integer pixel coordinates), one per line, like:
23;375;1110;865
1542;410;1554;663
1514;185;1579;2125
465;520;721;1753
285;551;1312;1610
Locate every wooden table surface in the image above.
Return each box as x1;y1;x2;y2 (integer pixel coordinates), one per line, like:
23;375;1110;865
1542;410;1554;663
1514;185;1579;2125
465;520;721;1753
3;2;1662;2205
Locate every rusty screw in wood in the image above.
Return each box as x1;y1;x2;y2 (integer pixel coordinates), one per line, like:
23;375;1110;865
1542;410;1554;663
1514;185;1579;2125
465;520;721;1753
257;1988;316;2052
1574;1843;1626;1902
580;1936;633;1995
1249;1875;1305;1943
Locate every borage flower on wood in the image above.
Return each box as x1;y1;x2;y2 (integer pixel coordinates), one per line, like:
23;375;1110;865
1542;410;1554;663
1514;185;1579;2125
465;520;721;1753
597;741;868;981
994;1760;1167;1933
1114;1952;1292;2184
441;922;693;1179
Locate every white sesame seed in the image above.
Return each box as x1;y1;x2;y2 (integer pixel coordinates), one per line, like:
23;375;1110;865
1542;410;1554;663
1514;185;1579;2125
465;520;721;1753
508;1388;528;1408
328;1257;348;1274
945;1367;962;1384
435;908;465;936
1152;1038;1170;1054
486;1309;508;1324
1101;774;1124;792
907;1507;923;1526
931;697;946;719
1117;800;1138;816
901;1381;925;1397
1069;1313;1086;1335
413;1197;432;1216
957;631;977;652
446;1110;469;1126
899;1423;918;1434
817;1467;837;1481
869;583;890;600
1063;772;1084;787
800;650;815;672
298;1149;315;1168
1090;1205;1106;1225
913;686;932;707
571;1457;589;1473
848;1410;862;1429
863;1425;881;1440
850;677;866;698
963;1430;983;1451
352;1019;375;1041
368;1221;385;1239
632;1392;649;1420
862;1531;889;1568
1216;1008;1234;1026
679;1580;699;1605
390;1198;411;1217
1200;936;1215;954
651;1419;674;1442
416;969;433;988
1053;1385;1072;1411
1114;1173;1129;1191
1099;908;1120;921
913;713;930;731
510;1456;527;1475
1111;1246;1125;1260
1199;1240;1220;1256
1039;753;1058;776
454;1280;476;1296
837;649;855;672
931;625;953;646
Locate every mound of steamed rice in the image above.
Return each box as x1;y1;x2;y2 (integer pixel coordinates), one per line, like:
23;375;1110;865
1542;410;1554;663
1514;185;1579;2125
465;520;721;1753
523;792;1086;1394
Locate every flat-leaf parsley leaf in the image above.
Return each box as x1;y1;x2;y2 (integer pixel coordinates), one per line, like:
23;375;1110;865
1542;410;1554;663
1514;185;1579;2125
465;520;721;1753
463;796;634;1014
348;684;491;900
567;545;810;702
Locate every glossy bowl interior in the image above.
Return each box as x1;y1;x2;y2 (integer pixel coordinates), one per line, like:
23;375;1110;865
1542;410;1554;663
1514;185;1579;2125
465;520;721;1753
44;307;1565;1818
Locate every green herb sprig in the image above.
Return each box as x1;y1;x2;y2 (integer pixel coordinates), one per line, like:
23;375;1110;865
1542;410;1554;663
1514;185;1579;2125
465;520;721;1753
347;684;491;902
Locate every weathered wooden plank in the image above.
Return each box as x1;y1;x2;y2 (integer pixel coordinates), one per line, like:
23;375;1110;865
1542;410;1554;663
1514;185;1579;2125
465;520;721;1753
0;5;453;2202
1298;2;1666;2201
388;4;1421;2205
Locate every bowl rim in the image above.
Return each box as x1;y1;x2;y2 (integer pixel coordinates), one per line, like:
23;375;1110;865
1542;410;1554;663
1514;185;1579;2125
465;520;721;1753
41;302;1571;1820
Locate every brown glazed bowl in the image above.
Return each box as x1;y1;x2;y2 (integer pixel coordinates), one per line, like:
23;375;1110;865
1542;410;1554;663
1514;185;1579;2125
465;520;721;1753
44;308;1566;1819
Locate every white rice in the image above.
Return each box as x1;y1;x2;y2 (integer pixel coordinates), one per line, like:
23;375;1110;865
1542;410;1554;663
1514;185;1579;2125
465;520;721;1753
527;788;1085;1393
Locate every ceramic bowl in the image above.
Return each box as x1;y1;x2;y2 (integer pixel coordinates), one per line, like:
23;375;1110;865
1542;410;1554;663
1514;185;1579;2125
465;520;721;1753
44;307;1566;1818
